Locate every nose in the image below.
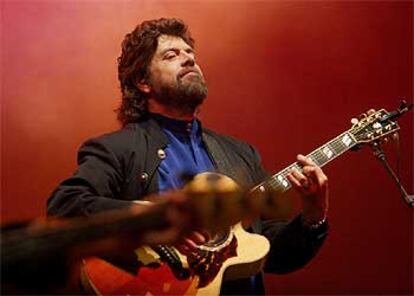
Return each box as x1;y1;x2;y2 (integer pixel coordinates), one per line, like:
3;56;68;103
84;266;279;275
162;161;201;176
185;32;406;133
180;51;195;67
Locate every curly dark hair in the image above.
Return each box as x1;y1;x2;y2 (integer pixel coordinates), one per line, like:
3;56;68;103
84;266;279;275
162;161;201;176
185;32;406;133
116;18;195;126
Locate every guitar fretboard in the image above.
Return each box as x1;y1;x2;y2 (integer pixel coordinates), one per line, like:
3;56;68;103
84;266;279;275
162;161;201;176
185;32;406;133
251;130;357;194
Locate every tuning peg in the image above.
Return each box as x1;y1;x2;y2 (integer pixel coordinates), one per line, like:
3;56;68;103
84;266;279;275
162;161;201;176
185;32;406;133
359;113;367;120
351;118;359;125
357;113;368;124
366;109;376;116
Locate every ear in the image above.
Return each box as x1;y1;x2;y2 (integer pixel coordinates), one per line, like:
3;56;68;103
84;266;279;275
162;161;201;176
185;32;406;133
136;79;151;94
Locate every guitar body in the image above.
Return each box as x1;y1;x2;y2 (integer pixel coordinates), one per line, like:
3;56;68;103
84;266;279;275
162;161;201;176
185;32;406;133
81;223;270;295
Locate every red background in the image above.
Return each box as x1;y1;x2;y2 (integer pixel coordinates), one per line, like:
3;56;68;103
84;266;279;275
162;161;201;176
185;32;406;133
1;1;412;294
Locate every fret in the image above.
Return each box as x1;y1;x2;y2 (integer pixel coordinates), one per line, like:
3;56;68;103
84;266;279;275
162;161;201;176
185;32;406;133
276;174;291;189
305;153;317;166
291;162;302;171
308;150;324;166
265;172;291;192
309;142;337;167
334;132;355;152
321;145;334;160
341;133;353;147
316;150;328;164
320;133;357;166
329;140;340;155
329;137;345;155
304;148;326;168
250;129;359;197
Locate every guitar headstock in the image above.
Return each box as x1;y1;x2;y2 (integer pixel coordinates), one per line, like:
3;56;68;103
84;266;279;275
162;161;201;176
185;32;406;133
350;109;400;145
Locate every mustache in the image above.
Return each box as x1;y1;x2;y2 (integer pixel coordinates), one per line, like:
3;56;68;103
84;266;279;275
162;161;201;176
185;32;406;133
177;68;202;79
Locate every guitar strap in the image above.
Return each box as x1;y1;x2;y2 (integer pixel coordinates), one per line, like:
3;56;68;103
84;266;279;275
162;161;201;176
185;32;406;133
202;132;262;234
202;132;239;182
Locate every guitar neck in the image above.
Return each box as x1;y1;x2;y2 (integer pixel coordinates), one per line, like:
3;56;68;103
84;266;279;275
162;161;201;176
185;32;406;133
252;129;358;195
1;204;169;266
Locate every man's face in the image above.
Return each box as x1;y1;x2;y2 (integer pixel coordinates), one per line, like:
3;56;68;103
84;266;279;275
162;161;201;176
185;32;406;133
146;35;208;111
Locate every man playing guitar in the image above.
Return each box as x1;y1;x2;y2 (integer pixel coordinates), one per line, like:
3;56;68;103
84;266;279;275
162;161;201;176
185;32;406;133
47;18;328;295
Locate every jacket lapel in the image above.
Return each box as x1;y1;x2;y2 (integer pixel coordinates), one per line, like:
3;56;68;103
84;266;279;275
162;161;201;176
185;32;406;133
202;131;239;183
139;118;168;195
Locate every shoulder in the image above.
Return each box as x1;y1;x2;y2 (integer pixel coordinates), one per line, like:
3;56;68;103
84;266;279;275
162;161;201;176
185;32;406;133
83;123;139;146
78;122;152;157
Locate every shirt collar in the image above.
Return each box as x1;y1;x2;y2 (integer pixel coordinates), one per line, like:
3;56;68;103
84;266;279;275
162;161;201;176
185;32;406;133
149;113;201;136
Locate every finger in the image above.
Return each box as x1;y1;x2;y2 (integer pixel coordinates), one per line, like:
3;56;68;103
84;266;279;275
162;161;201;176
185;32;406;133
174;239;198;256
199;230;211;241
188;231;207;244
303;166;328;187
297;154;316;167
290;168;309;187
174;231;207;255
367;109;376;115
183;237;199;250
302;166;317;183
287;169;309;192
175;244;191;255
287;173;303;190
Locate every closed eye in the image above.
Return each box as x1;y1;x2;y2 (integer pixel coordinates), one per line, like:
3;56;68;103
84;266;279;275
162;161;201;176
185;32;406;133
162;48;195;60
164;52;177;60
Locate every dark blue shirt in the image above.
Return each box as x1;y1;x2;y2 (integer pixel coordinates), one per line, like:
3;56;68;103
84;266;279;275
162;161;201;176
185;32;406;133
151;114;215;192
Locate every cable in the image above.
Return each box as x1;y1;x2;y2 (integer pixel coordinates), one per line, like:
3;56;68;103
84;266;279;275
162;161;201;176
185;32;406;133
371;140;414;207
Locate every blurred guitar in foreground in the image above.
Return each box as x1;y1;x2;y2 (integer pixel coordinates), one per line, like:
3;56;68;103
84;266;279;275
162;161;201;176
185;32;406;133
1;189;244;294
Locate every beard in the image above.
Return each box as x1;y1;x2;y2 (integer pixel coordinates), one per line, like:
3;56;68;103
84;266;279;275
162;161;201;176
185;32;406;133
149;71;208;112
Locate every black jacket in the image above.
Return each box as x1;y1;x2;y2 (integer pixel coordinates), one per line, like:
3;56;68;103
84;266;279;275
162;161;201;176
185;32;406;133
47;117;328;294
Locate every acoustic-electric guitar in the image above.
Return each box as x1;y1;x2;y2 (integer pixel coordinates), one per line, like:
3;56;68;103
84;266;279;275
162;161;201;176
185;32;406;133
81;108;402;295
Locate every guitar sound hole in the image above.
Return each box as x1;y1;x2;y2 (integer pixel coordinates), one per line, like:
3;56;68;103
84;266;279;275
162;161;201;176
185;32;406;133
205;232;228;246
198;228;233;251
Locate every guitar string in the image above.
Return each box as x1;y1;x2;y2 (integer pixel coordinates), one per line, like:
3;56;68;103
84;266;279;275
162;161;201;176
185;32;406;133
252;126;367;194
264;133;353;190
256;115;394;193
